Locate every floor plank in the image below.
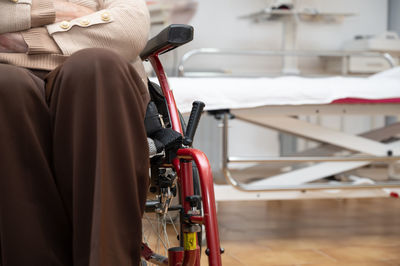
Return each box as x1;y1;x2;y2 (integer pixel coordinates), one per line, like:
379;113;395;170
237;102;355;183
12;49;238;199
203;198;400;265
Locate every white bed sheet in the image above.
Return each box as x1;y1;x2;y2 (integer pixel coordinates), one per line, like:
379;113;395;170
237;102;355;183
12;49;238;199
154;67;400;114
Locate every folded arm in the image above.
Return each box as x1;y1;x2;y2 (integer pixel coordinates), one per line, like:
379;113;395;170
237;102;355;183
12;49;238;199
0;0;150;61
0;33;28;53
0;0;55;34
46;0;150;61
0;0;94;53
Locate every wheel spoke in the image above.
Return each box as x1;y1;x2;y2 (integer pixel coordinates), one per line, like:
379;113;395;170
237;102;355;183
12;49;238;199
168;213;179;236
144;213;168;250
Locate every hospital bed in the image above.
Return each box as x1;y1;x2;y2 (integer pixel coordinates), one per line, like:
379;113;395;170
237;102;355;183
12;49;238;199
153;49;400;201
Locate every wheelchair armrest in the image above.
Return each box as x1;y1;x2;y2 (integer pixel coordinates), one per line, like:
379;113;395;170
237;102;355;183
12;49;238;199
140;24;194;60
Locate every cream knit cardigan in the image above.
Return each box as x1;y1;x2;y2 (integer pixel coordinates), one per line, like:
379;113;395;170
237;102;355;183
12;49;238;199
0;0;150;71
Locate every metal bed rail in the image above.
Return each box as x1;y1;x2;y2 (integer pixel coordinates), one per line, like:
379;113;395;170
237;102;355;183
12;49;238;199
177;48;397;77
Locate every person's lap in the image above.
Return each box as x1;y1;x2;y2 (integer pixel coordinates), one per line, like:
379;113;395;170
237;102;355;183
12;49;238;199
0;48;149;266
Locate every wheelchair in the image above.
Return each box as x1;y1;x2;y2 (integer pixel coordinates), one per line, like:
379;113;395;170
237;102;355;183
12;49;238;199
139;25;223;266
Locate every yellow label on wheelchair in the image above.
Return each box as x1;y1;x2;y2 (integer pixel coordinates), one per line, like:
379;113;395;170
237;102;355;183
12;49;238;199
184;232;197;250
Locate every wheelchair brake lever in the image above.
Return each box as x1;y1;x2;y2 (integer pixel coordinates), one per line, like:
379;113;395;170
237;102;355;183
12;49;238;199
183;101;205;147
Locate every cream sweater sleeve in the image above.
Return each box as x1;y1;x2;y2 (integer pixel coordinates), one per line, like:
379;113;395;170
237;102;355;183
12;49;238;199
46;0;150;62
0;0;55;34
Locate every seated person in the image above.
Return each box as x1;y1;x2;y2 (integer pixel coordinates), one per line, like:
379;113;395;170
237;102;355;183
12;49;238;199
0;0;151;265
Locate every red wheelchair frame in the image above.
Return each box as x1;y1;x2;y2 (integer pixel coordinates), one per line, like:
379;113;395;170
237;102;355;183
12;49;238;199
141;25;223;266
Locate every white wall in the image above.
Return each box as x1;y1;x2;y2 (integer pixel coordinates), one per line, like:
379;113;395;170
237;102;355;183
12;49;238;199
389;0;400;34
156;0;388;75
296;0;387;50
156;1;390;181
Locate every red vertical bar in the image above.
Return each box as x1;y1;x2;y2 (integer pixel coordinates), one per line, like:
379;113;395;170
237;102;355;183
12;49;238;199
168;247;184;266
181;161;199;266
181;161;194;212
182;249;197;266
149;55;183;134
194;246;201;266
177;149;222;266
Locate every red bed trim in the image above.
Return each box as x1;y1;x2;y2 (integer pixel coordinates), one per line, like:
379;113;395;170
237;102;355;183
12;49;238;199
332;97;400;104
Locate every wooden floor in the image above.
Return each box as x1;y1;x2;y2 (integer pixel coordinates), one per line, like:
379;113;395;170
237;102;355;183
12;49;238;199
201;198;400;266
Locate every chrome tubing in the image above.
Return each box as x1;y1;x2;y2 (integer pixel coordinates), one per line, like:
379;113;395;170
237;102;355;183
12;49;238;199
223;168;400;192
220;113;400;192
178;48;397;77
228;156;400;163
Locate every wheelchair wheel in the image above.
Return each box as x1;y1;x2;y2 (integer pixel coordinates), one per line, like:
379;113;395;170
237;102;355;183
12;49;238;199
142;165;181;264
142;164;203;265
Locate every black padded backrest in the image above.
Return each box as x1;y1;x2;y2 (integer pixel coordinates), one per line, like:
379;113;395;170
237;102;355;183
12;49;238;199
140;24;194;60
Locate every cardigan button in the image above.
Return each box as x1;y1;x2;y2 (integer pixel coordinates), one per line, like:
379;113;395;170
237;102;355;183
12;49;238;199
59;21;70;29
101;12;111;21
11;0;18;3
80;19;90;26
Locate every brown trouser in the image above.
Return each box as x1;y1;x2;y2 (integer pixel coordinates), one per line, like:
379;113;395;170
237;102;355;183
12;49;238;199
0;48;150;266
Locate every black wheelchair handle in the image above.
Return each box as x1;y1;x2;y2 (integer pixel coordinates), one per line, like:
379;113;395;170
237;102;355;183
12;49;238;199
183;101;205;147
140;24;194;60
